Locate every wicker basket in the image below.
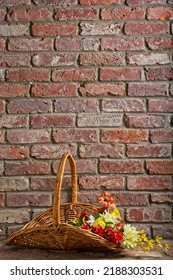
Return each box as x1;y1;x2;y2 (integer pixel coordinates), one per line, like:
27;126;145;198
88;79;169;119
6;152;121;252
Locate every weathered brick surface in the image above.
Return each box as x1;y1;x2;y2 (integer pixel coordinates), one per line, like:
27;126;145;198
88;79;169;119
8;38;54;51
53;129;98;143
0;145;29;159
0;0;172;241
79;143;124;158
146;160;173;174
7;193;52;207
127;176;172;190
101;129;148;143
79;83;125;96
101;37;145;51
31;84;77;97
7;8;52;21
79;175;124;190
126;207;171;222
7;129;50;144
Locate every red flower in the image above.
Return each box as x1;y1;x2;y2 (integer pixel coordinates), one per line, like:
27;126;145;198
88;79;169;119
80;225;90;230
92;226;105;237
106;227;123;244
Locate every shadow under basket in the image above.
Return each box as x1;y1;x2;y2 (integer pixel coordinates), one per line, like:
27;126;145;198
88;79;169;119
6;152;121;252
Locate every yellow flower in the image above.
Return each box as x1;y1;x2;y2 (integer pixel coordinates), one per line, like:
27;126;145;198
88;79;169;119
164;243;169;251
110;207;121;220
121;224;138;249
93;217;106;229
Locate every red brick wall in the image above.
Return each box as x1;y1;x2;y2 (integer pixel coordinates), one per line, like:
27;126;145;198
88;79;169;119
0;0;173;239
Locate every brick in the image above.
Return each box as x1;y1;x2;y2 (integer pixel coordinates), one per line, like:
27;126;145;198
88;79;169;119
101;129;148;143
80;0;122;4
80;53;125;66
79;143;124;158
53;159;97;174
100;68;141;81
0;177;29;191
102;99;145;112
124;114;169;128
52;68;96;82
31;115;74;128
32;23;77;36
0;210;30;224
7;193;52;207
0;38;5;51
128;83;167;96
115;192;148;206
0;162;3;175
7;129;50;144
0;100;5;113
6;69;49;82
127;144;171;158
53;128;98;143
31;84;77;97
32;53;77;67
31;144;76;159
171;84;173;96
152;225;173;239
55;8;98;20
0;24;29;36
54;99;98;113
101;37;145;51
124;22;169;35
79;83;125;96
78;192;99;205
0;116;28;128
31;177;55;191
0;69;5;81
150;130;173;143
55;38;82;51
145;67;173;81
0;0;31;5
80;22;122;35
0;145;29;159
151;193;173;203
79;175;124;190
0;194;5;207
0;9;6;21
147;7;173;20
100;160;143;174
0;53;30;67
0;130;4;143
5;161;50;175
7;100;51;114
33;0;77;4
78;113;122;127
8;38;53;51
126;207;171;222
81;38;99;51
101;7;145;20
146;160;173;174
31;176;71;191
147;38;173;50
148;99;173;113
7;8;52;21
127;53;171;65
127;0;166;5
0;84;29;98
127;176;172;190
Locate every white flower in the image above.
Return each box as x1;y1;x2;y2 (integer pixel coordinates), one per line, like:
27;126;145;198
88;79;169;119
87;215;95;226
121;224;138;249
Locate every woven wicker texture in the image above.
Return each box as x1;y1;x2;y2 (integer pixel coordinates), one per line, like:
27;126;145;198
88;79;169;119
6;152;121;252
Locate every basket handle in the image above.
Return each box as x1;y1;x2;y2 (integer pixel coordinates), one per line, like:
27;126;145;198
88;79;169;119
53;152;78;226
